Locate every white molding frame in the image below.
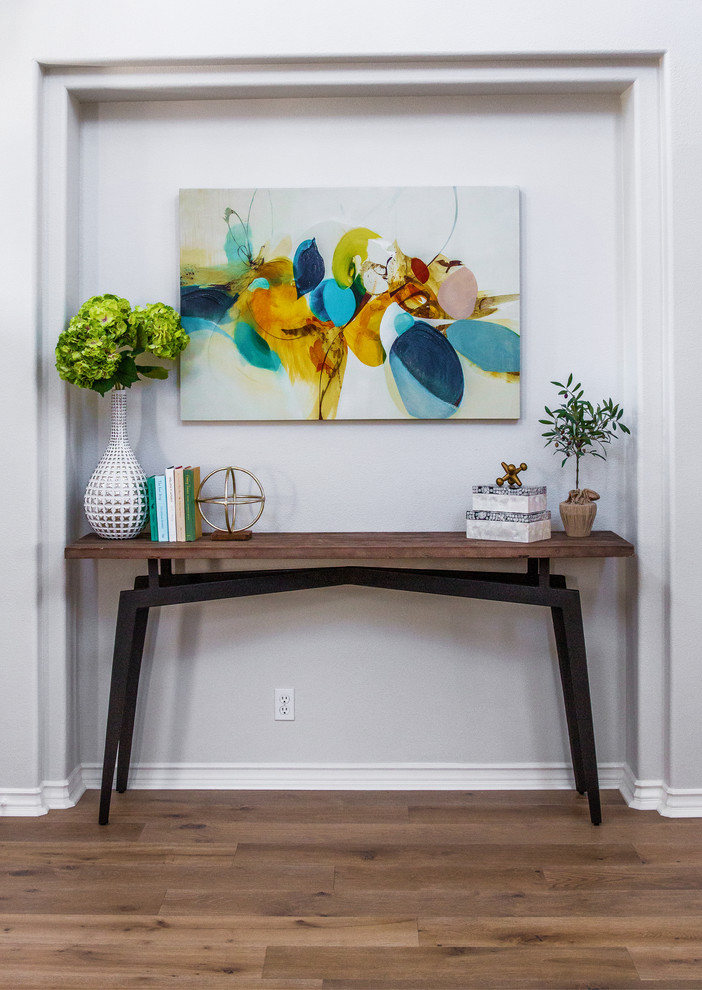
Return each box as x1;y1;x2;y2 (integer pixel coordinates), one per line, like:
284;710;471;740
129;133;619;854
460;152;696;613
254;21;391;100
37;53;672;813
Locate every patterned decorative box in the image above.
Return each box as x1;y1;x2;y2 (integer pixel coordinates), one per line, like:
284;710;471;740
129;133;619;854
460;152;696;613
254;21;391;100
466;508;552;543
472;485;547;514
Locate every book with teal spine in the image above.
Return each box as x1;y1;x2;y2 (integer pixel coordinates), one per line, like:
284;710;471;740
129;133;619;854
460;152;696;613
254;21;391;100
146;476;159;541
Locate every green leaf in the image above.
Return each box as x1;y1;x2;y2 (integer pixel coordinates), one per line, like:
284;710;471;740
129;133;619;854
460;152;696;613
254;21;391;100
137;365;169;380
113;354;140;388
91;377;116;396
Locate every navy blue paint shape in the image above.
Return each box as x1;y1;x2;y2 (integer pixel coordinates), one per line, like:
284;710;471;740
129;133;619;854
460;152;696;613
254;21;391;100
293;238;325;297
390;322;464;418
180;285;236;324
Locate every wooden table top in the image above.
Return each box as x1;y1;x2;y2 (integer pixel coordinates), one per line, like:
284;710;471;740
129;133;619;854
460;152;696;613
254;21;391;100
65;531;635;561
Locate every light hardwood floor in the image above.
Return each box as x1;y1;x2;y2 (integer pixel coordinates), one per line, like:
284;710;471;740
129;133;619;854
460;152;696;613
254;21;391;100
2;789;702;988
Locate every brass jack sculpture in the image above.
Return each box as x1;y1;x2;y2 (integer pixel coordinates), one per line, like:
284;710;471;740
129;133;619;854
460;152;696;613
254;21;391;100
496;461;528;488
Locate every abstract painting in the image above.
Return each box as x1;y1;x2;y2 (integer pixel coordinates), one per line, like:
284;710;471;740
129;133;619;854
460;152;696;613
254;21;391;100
179;186;520;420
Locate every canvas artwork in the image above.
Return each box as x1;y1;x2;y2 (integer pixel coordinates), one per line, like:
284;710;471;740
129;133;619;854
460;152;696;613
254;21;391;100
179;186;520;421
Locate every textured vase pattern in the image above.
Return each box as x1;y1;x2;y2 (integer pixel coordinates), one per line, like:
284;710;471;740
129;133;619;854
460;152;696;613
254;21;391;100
84;389;148;539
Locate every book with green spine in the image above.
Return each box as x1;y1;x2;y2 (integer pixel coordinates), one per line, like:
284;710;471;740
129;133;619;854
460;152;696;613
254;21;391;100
146;476;159;541
183;467;194;541
183;466;201;541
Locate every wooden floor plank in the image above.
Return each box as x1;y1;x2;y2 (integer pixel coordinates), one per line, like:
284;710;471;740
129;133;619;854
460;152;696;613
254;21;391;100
635;842;702;865
262;945;641;988
0;822;144;842
136;819;702;846
0;973;322;990
0;861;334;891
0;945;267;983
418;915;702;947
158;886;702;918
0;913;418;947
629;945;702;981
232;841;643;867
0;842;237;867
98;791;410;825
543;865;702;890
0;883;167;915
333;864;548;892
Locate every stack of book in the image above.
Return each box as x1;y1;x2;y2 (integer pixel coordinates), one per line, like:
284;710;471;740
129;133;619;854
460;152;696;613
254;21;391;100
146;466;202;542
466;485;551;543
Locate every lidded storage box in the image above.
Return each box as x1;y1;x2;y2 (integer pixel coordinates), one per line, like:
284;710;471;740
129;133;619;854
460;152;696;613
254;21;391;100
467;485;551;543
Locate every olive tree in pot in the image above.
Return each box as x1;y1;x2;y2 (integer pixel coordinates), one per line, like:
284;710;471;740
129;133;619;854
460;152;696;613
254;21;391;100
540;375;630;537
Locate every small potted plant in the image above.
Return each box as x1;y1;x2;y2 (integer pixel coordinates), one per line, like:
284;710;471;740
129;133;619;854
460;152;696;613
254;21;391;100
56;294;189;539
540;374;630;537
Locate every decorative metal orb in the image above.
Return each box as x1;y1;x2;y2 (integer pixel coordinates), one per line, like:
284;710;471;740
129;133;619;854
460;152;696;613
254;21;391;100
195;466;265;535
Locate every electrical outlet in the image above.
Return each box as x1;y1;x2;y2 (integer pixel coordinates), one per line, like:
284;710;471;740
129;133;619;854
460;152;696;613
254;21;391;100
275;688;295;720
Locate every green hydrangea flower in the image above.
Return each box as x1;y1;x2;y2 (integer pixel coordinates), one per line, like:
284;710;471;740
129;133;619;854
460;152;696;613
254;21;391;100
77;294;134;347
130;302;190;360
55;316;122;389
55;294;189;394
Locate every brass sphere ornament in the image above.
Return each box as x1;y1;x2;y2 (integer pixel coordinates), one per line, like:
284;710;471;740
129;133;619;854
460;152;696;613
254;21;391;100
196;466;265;540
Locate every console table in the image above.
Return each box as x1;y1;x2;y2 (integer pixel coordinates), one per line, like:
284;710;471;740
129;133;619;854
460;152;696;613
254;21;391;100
65;530;634;825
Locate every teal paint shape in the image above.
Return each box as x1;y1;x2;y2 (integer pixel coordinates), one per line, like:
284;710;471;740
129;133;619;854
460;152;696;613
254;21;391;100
446;320;520;373
309;279;356;327
234;321;282;372
181;316;231;338
394;311;415;335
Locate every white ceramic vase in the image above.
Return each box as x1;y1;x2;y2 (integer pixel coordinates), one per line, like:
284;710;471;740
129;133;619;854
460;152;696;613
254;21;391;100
84;388;148;539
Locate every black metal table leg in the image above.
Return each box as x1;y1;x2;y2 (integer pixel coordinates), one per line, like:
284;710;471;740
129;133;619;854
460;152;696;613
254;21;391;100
557;591;601;825
99;593;142;825
551;603;587;794
115;604;150;794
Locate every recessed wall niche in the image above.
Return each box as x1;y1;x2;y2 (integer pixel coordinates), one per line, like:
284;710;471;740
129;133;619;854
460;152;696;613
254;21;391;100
40;57;664;793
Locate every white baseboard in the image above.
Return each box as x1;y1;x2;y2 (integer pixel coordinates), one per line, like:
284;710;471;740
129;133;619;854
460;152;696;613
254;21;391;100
80;760;627;791
619;763;702;816
4;763;702;816
0;766;85;817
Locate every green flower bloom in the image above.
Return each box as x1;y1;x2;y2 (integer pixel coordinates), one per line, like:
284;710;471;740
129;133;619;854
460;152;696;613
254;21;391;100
55;316;121;388
56;294;189;394
130;302;190;360
77;294;134;347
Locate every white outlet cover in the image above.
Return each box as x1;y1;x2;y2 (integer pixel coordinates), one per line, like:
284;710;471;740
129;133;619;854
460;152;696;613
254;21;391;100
274;687;295;720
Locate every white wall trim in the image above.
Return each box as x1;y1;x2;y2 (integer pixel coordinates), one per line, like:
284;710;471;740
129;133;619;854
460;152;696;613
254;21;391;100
0;767;85;817
6;763;701;817
618;763;702;817
82;760;626;791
